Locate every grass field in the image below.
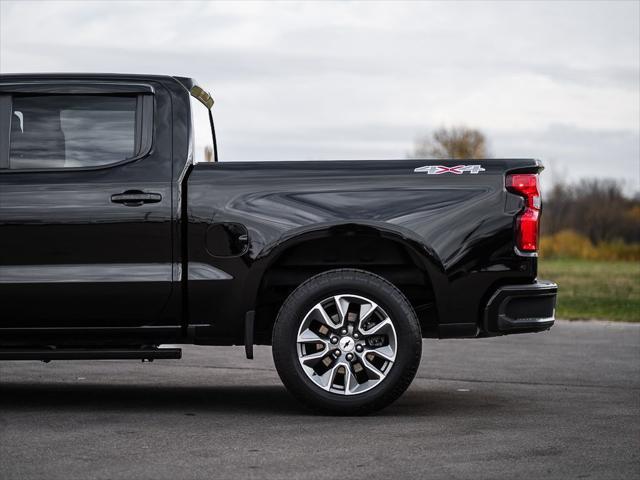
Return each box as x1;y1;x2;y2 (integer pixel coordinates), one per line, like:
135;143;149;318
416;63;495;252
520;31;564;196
538;259;640;322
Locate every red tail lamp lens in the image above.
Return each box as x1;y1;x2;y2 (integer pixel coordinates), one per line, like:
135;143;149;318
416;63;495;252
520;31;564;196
506;174;540;252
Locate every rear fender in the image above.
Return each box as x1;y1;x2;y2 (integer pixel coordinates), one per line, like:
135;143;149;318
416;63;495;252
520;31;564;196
242;221;451;323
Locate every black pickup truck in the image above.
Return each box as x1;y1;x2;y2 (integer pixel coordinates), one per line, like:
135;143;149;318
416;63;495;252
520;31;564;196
0;73;557;413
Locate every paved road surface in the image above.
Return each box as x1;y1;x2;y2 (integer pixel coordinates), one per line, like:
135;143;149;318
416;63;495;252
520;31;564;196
1;320;639;479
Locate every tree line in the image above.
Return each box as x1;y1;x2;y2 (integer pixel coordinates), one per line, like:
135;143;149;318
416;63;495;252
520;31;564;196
543;179;639;244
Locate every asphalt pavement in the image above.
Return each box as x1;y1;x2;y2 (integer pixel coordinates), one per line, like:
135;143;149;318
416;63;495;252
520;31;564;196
1;320;639;479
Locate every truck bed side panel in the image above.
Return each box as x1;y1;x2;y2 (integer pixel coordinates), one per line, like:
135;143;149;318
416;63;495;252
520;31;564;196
187;159;539;340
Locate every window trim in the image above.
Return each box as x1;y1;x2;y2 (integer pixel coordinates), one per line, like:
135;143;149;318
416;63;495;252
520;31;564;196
0;82;154;95
0;95;11;169
0;83;155;174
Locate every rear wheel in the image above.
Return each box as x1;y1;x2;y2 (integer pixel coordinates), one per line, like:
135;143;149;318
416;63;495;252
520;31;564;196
272;269;422;414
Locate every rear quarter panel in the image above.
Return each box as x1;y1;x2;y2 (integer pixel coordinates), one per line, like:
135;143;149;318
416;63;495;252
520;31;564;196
187;159;540;340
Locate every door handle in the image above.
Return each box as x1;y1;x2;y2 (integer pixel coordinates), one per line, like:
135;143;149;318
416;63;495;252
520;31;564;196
111;190;162;207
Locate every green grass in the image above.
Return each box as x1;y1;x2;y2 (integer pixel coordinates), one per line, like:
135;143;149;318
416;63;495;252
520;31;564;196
538;259;640;322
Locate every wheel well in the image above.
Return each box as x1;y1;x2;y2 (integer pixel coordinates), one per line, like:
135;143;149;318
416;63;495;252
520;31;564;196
253;231;438;344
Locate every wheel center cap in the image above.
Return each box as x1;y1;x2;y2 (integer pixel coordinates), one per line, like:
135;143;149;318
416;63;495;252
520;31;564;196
339;336;355;352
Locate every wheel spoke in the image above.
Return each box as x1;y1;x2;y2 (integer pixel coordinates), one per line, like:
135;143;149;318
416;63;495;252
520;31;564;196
300;346;328;363
362;317;392;335
361;354;387;380
297;328;327;344
319;364;340;390
333;296;350;328
365;344;395;362
343;364;357;394
357;300;378;332
313;302;339;328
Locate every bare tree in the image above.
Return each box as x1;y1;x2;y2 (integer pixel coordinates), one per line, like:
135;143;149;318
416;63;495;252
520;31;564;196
409;126;489;159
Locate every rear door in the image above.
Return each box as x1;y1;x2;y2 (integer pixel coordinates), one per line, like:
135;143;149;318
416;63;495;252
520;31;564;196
0;80;175;328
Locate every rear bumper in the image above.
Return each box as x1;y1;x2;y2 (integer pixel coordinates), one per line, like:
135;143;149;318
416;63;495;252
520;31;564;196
484;280;557;334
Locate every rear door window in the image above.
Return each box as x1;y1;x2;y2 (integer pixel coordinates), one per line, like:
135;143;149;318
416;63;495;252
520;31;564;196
8;94;151;169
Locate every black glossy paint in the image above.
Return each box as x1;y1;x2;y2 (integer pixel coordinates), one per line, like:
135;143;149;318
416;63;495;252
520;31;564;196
0;74;183;328
186;159;541;342
0;73;552;348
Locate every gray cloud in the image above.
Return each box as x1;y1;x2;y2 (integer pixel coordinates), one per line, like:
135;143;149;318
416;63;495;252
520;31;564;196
1;0;638;192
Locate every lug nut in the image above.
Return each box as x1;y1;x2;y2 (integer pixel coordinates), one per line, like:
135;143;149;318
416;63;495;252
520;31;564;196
340;328;348;335
356;344;363;353
330;336;339;344
334;349;341;356
353;332;360;339
346;353;354;361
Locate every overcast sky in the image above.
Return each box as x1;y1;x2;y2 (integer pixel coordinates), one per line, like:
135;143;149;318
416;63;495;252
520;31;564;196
1;0;638;191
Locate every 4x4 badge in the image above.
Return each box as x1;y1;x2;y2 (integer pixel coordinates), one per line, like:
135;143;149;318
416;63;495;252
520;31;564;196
414;165;486;174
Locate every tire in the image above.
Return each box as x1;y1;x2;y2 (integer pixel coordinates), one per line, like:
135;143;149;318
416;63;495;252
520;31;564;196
272;268;422;415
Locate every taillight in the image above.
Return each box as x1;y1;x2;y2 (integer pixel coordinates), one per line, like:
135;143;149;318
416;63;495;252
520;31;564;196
506;173;541;253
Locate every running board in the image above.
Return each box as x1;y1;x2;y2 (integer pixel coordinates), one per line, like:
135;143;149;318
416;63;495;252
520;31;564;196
0;347;182;361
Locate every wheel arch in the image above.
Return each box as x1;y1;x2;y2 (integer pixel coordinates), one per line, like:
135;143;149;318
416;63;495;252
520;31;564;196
243;222;448;343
